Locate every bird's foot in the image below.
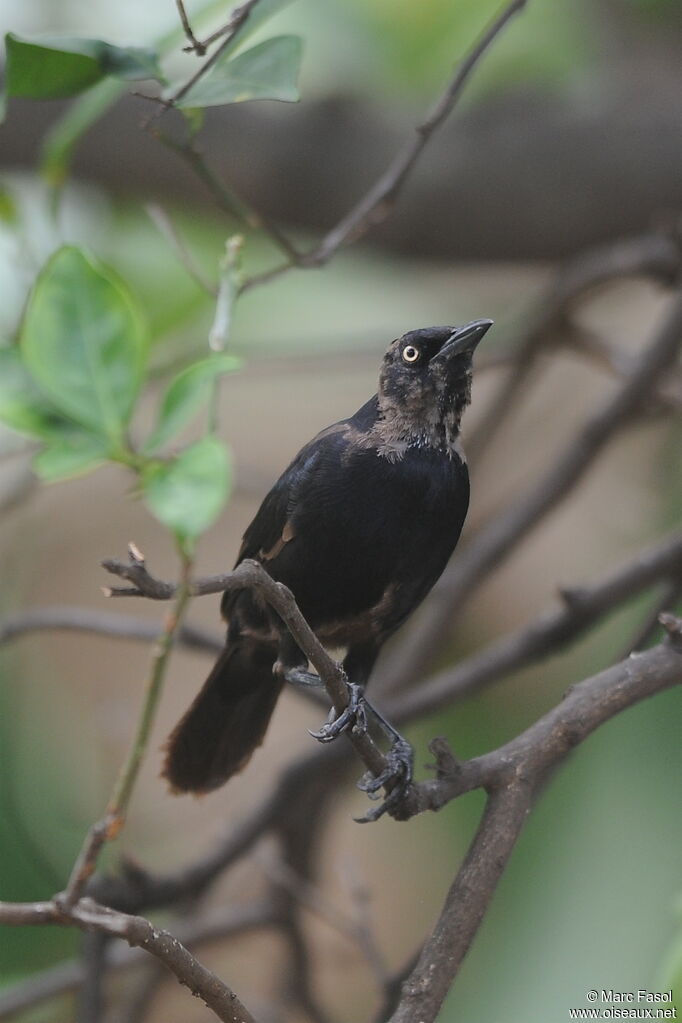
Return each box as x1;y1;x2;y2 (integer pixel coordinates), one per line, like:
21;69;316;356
308;683;367;743
280;665;325;690
355;735;414;823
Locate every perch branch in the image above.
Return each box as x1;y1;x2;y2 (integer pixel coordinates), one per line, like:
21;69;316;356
387;628;682;1022
102;552;397;802
75;527;681;921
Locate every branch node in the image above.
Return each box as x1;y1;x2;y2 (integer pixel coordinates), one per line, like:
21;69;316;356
426;736;463;781
127;541;146;566
659;612;682;650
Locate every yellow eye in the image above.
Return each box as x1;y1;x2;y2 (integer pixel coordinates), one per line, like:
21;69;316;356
402;345;420;364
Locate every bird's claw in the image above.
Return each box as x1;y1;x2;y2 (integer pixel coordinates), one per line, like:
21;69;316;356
354;737;414;823
308;682;367;743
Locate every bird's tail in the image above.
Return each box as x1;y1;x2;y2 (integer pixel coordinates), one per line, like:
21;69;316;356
163;640;281;794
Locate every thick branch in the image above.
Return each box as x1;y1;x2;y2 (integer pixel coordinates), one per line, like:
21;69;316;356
387;628;682;1021
395;631;682;818
388;784;532;1023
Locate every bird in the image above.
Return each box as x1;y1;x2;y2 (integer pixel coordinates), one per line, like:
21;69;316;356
163;318;492;806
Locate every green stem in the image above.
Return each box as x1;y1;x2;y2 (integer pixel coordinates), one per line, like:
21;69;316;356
107;550;193;815
60;549;193;905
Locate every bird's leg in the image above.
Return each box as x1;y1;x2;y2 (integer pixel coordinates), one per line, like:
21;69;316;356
356;703;413;797
273;629;323;690
307;642;378;742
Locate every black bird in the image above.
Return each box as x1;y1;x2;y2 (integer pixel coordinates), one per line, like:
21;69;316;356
164;319;492;800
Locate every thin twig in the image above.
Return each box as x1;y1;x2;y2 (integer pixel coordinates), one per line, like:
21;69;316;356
0;604;222;654
154;131;305;263
620;575;682;657
145;202;217;295
170;0;266;107
389;528;682;716
175;0;206;55
467;228;682;460
238;0;528;294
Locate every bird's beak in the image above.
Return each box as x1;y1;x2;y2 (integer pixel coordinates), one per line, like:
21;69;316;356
434;318;493;361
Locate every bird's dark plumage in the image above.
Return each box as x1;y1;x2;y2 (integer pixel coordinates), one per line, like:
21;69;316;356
164;319;492;794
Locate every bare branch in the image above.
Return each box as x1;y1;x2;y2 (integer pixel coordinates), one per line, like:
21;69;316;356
0;897;258;1023
239;0;528;293
0;900;275;1020
390;528;682;717
620;576;682;656
147;0;527;294
175;0;206;56
170;0;268;107
467;228;682;459
387;632;682;1021
567;327;682;413
395;633;682;819
388;785;533;1023
0;604;222;654
153;131;305;265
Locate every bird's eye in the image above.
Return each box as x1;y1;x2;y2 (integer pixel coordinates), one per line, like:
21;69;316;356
402;345;420;364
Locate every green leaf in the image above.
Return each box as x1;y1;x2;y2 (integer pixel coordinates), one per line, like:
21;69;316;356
20;246;147;443
0;184;18;225
33;433;110;481
142;436;231;544
0;347;71;439
175;35;303;108
145;354;242;454
4;33;162;101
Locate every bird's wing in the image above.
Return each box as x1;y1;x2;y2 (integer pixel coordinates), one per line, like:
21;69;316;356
235;420;351;566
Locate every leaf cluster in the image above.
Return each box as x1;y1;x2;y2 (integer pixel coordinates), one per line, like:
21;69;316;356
0;246;239;550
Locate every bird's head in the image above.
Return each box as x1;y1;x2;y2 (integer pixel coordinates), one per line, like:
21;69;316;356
377;319;493;454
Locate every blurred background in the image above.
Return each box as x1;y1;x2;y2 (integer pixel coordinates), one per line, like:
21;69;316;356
0;0;681;1020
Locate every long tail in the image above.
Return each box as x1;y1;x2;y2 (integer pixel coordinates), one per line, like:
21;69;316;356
163;639;281;794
